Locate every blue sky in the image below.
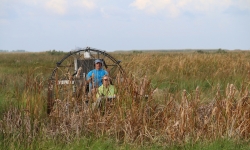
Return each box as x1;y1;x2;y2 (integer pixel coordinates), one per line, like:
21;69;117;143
0;0;250;52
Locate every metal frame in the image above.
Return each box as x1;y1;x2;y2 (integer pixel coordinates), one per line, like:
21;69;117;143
47;47;125;114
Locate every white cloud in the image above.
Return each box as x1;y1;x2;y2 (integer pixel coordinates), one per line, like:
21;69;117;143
130;0;250;17
22;0;39;5
45;0;68;15
0;0;97;16
43;0;96;15
130;0;171;13
73;0;96;10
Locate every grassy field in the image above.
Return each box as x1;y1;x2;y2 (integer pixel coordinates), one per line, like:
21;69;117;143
1;50;250;149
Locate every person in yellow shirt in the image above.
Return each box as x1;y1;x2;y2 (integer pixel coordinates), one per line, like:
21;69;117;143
94;75;116;108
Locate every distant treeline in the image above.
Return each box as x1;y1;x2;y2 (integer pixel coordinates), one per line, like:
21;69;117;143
114;48;248;53
0;50;26;52
46;49;65;55
0;49;65;54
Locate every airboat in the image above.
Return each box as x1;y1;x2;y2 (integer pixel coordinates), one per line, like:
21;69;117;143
47;47;125;114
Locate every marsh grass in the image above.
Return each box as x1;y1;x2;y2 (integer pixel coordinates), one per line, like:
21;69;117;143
1;51;250;149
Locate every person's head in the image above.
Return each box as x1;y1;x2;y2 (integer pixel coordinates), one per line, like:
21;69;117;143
102;75;110;86
94;59;102;70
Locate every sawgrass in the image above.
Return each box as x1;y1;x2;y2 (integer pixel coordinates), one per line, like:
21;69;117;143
113;50;250;101
1;50;250;149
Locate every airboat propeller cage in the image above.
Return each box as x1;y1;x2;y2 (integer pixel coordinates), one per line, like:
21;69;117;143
47;47;125;114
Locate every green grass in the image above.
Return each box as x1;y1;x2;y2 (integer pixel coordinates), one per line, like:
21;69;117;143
1;137;250;150
1;51;250;149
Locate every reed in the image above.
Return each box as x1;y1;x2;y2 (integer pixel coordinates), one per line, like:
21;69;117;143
1;50;250;148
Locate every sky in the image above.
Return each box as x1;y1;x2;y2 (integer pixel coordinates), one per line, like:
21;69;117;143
0;0;250;52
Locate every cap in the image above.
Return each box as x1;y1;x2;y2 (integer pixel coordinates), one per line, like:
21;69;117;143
94;59;102;64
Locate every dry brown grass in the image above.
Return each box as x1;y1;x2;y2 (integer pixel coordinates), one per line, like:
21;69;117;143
1;74;250;145
1;50;250;146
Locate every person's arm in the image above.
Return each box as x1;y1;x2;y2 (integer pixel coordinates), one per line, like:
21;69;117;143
86;71;91;80
86;71;94;83
96;89;100;98
96;86;103;98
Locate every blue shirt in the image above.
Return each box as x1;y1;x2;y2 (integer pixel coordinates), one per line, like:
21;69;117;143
86;69;108;88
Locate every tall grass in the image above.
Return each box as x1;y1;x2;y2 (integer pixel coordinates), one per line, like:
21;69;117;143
113;51;250;101
1;51;250;149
